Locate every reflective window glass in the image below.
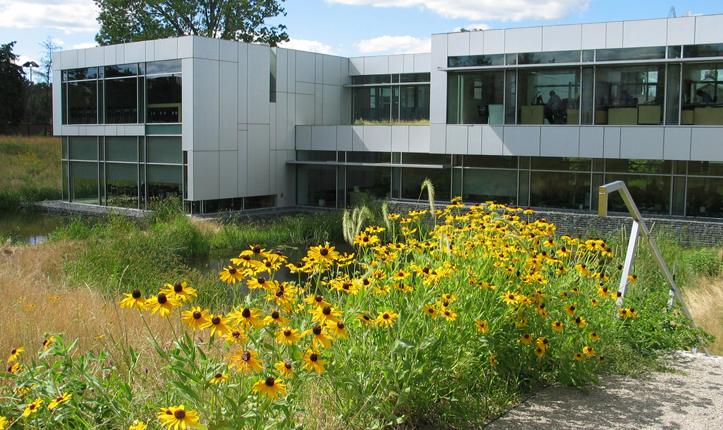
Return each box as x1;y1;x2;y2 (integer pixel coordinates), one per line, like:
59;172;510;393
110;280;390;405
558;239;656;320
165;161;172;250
146;60;182;75
447;54;505;67
105;78;138;123
530;171;590;210
147;165;182;201
594;65;666;125
683;44;723;59
447;70;504;124
147;76;182;123
518;50;580;65
66;81;98;124
69;137;97;160
517;68;580;125
70;161;98;203
105;64;138;78
686;177;723;217
596;46;666;62
106;136;137;162
463;169;517;205
147;136;182;164
681;62;723;125
401;167;451;200
106;163;138;208
606;174;670;214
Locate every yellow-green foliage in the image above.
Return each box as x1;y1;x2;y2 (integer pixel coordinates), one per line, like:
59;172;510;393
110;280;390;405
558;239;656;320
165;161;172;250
0;135;61;190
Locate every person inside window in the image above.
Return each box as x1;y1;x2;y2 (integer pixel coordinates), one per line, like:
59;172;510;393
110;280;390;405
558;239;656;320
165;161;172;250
544;91;562;124
619;90;635;107
697;89;714;104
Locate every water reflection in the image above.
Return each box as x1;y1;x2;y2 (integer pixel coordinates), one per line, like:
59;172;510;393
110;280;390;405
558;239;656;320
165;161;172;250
0;212;71;245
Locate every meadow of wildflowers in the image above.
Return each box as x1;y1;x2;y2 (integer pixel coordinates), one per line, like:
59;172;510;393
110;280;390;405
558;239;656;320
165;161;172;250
1;199;707;429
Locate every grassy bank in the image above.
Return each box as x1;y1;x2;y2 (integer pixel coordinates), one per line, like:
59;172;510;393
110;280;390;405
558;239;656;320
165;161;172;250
0;135;62;211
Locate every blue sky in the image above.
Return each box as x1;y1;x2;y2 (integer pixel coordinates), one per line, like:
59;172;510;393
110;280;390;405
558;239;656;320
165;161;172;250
1;0;721;78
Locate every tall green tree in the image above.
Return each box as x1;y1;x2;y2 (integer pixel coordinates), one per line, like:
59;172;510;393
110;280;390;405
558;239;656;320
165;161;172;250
94;0;289;46
0;42;25;129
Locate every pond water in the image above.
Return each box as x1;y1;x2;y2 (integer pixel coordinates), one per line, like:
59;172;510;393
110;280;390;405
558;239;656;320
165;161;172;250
0;212;71;244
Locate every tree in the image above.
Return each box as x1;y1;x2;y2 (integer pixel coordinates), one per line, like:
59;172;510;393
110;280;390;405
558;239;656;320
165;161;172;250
0;42;25;129
94;0;289;46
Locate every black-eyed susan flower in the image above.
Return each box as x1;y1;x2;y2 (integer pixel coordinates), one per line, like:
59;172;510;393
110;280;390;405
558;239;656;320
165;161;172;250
353;232;380;247
219;266;246;284
441;308;458;322
302;350;328;374
520;333;533;345
475;320;489;333
222;330;247;345
129;421;147;430
239;244;271;260
307;244;340;265
327;321;348;339
160;282;197;302
583;346;595;356
48;392;72;410
627;274;638;284
0;417;8;430
534;346;546;357
274;327;301;346
7;362;21;373
7;347;24;363
42;336;56;351
590;298;600;307
146;293;180;317
263;310;291;327
618;308;637;318
304;294;331;309
226;349;264;375
308;306;343;326
573;352;584;361
375;310;399;327
201;314;232;336
551;321;564;332
228;307;264;330
301;325;334;349
589;332;600;341
22;398;43;418
275;361;294;378
536;337;549;351
252;376;289;401
118;289;147;310
356;313;374;326
181;307;211;331
423;304;438;318
489;355;497;366
598;285;611;298
209;373;229;384
574;316;587;328
501;291;519;305
565;304;576;317
157;405;201;429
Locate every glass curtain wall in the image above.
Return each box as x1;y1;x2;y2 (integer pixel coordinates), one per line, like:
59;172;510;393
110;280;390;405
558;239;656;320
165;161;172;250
447;71;505;124
517;68;580;124
681;62;723;125
594;65;666;125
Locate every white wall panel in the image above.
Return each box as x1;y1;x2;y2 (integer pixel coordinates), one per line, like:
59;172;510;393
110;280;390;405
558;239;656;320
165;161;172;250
296;126;312;150
409;126;430;153
541;127;579;157
315;55;323;84
363;126;392;152
84;47;103;67
430;35;447;124
467;126;482;154
143;41;155;62
287;93;296;128
349;58;363;75
695;15;723;44
191;151;220;200
286;50;296;92
247;125;271;195
276;49;288;93
469;31;484;55
269;104;277;150
542;25;582;51
220;61;238;151
603;127;621;158
323;56;341;86
103;46;116;65
483;30;505;54
178;37;194;58
77;50;88;68
403;55;415;73
605;22;623;49
192;59;220;151
620;127;663;159
322;85;342;125
413;54;431;72
505;27;542;53
295;82;315;95
59;51;76;70
667;16;695;45
114;45;124;64
340;57;350;85
311;126;337;151
314;84;323;125
237;44;248;125
237;131;248;196
124;42;145;63
581;23;606;49
219;151;238;198
579;127;604;158
154;38;178;61
275;92;292;150
337;126;353;151
247;44;270;124
502;127;540;156
295;51;316;83
392;126;409;152
623;19;667;48
446;125;468;154
482;126;505;155
691;128;723;161
663;128;691;160
191;37;219;60
389;55;404;74
125;125;144;135
352;126;364;151
268;149;276;193
429;124;446;153
52;70;62;133
447;32;470;56
183;62;194;147
220;40;238;62
87;125;103;135
104;125;117;136
363;56;389;75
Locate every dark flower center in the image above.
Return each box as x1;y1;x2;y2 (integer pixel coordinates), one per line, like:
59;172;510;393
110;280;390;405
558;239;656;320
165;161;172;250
284;362;292;369
166;409;173;415
383;313;390;319
132;289;141;299
423;267;430;274
29;404;36;410
337;322;345;329
322;306;331;315
56;396;64;401
253;245;261;253
242;308;251;318
428;308;434;313
296;262;304;268
193;311;202;319
576;317;582;324
315;295;323;302
569;305;575;311
158;293;167;304
310;353;318;362
342;283;351;290
442;301;449;307
174;409;186;419
312;326;322;335
232;331;241;338
581;264;586;269
174;283;183;293
320;248;329;256
265;261;272;268
257;277;266;284
284;329;292;336
268;311;279;320
363;279;370;286
229;267;237;274
539;303;546;309
242;255;251;261
212;316;221;324
11;348;17;354
241;351;251;361
265;376;275;386
362;237;369;242
215;373;223;378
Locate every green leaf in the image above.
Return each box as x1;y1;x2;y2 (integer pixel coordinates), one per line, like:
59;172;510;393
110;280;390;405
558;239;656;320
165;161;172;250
170;381;202;403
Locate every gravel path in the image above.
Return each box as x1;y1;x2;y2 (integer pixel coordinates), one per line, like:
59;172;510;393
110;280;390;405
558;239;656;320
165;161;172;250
485;351;723;429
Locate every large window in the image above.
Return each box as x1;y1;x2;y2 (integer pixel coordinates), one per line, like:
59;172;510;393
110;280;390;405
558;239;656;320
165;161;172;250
518;68;580;124
351;73;430;124
448;71;504;124
681;62;723;125
594;65;665;125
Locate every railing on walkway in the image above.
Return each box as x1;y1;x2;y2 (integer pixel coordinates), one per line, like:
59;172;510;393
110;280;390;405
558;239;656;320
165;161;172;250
598;180;707;354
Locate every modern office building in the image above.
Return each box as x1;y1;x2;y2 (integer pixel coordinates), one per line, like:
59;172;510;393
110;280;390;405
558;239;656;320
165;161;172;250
53;13;723;217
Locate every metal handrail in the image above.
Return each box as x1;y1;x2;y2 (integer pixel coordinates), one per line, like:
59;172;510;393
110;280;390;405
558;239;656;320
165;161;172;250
598;181;707;353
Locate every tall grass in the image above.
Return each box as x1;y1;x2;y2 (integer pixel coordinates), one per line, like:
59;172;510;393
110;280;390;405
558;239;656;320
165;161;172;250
0;135;62;211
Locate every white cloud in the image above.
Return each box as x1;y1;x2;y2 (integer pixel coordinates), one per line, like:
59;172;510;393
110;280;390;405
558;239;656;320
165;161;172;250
13;55;40;67
453;23;490;32
355;35;431;54
279;39;334;54
327;0;592;22
72;42;98;50
0;0;98;33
